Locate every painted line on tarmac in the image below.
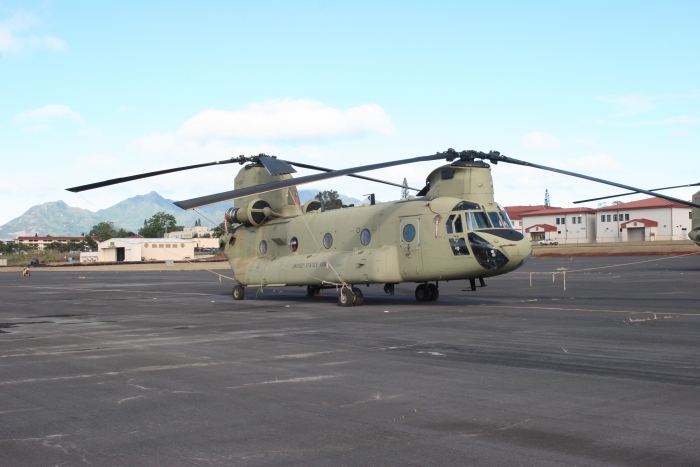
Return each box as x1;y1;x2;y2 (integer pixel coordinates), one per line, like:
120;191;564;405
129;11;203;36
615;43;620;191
475;304;700;316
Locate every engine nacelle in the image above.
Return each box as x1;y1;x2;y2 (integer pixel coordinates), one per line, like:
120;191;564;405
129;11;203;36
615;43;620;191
225;199;272;227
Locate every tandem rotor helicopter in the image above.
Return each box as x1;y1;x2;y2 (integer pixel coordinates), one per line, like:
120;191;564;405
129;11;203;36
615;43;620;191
67;149;700;306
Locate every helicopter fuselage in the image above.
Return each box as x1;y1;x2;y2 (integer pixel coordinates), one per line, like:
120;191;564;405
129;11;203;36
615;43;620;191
219;163;533;288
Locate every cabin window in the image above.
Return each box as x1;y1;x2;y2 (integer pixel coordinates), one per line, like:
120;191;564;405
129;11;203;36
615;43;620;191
449;237;470;256
289;237;298;252
360;229;371;246
323;233;333;249
402;224;416;242
452;201;481;211
259;240;267;254
488;212;504;228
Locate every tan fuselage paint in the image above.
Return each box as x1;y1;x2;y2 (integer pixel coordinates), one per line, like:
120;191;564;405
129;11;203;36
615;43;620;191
219;163;533;286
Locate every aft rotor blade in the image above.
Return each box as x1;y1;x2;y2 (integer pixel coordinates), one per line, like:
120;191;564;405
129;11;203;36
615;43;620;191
285;160;420;191
174;152;451;209
573;182;700;205
491;155;700;210
66;159;239;193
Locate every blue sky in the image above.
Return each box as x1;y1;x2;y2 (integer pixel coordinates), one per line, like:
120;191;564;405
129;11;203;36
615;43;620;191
1;1;699;226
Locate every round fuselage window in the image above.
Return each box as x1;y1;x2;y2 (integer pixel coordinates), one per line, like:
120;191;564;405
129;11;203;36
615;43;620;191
360;229;371;246
289;237;298;252
403;224;416;242
259;240;267;254
323;233;333;249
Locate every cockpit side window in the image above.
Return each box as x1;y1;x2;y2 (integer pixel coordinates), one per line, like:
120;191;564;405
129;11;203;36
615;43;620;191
488;212;504;228
446;215;455;234
454;214;463;233
500;211;514;228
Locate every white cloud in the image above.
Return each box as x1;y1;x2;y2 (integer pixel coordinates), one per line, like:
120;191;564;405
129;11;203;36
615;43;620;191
596;90;700;116
0;12;67;55
522;132;562;149
177;99;395;141
13;104;83;124
44;36;67;51
669;129;692;138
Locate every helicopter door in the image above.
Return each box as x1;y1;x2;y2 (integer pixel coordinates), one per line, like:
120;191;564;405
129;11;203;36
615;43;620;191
399;218;423;275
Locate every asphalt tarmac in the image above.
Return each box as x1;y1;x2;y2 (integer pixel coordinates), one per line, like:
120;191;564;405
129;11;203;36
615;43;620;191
1;255;699;466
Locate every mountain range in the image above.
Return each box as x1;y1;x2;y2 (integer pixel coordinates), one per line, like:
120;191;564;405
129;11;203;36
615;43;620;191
0;190;362;239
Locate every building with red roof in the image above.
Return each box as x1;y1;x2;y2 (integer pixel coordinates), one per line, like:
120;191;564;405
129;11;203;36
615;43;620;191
520;207;597;243
595;197;691;242
504;205;559;233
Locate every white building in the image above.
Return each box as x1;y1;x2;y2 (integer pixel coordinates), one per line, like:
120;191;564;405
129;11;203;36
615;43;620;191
165;226;219;249
97;238;195;262
596;197;692;242
520;207;597;243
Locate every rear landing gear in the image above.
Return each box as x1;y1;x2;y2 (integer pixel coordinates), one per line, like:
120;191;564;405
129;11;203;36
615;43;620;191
338;286;364;307
427;283;439;301
338;287;353;307
232;284;245;300
415;283;431;301
352;287;364;306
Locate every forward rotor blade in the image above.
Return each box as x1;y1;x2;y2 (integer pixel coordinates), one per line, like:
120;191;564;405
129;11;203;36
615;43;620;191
285;160;420;191
573;182;700;205
491;155;700;210
174;152;451;209
66;159;239;193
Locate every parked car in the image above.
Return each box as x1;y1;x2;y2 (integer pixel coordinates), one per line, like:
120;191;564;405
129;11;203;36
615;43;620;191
538;239;558;245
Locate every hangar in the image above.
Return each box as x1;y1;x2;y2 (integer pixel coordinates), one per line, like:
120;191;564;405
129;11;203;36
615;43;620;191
96;238;195;262
596;197;692;242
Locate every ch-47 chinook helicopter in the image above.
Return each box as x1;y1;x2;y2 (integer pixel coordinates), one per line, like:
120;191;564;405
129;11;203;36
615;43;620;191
67;149;700;306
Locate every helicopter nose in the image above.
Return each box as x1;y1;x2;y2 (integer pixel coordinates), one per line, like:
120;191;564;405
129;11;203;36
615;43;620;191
467;231;532;272
689;227;700;243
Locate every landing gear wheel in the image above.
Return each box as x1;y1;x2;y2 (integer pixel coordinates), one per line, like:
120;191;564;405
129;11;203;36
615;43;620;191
338;287;354;307
232;284;245;300
351;287;364;306
415;283;432;302
428;283;439;301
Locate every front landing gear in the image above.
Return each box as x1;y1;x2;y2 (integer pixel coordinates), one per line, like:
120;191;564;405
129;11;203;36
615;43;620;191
338;286;364;307
232;284;245;300
415;283;439;302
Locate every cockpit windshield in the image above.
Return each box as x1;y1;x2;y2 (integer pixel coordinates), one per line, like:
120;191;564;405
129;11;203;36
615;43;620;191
465;211;491;229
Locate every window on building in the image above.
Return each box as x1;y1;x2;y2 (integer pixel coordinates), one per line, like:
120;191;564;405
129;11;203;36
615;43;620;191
601;215;605;222
606;215;611;222
556;218;560;225
613;214;618;221
561;217;566;224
